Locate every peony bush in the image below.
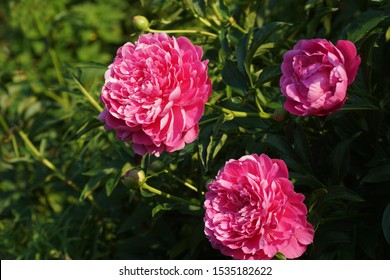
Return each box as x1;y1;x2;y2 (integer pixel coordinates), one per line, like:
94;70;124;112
1;0;389;260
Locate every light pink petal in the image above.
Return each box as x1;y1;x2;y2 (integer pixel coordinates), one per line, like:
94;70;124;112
279;236;307;259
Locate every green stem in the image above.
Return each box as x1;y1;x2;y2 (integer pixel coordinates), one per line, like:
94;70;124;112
231;22;247;33
141;183;200;207
72;75;103;112
18;129;65;178
147;28;218;38
162;169;203;194
211;2;223;22
48;48;66;86
199;116;221;126
0;115;20;157
19;130;72;189
206;102;272;119
17;128;101;209
340;106;379;112
0;114;10;135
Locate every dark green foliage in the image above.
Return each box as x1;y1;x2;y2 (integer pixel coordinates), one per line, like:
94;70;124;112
1;0;389;259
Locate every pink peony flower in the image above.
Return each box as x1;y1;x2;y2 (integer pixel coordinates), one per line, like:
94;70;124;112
99;33;212;156
280;39;361;116
204;154;314;260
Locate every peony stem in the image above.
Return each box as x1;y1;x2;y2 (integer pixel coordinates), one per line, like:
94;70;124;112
206;102;272;119
72;75;103;113
231;22;247;33
17;129;101;210
147;28;218;38
274;253;287;260
199;116;221;126
141;183;200;207
162;169;204;194
18;129;75;190
0;116;20;157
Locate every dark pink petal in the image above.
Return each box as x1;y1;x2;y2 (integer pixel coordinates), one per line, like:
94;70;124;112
98;33;212;156
336;40;361;84
280;38;359;116
204;154;314;260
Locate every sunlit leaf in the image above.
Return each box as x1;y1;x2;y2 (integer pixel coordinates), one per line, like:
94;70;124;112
347;12;387;42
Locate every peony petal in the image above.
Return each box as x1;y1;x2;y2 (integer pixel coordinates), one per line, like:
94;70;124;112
183;125;199;143
279;236;307;259
336;40;361;84
204;154;314;260
280;38;359;116
98;32;211;156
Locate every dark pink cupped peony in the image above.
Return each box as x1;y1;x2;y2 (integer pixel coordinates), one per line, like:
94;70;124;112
280;39;361;116
204;154;314;260
99;33;212;156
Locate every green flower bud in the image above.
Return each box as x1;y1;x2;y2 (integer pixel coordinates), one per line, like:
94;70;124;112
132;15;150;31
122;168;146;189
149;160;165;173
273;107;289;122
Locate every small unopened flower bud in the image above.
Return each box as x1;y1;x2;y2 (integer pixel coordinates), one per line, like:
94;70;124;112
273;107;289;122
149;160;165;173
132;15;150;31
122;168;146;189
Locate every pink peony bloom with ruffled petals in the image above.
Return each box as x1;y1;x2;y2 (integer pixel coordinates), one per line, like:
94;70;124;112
280;39;361;116
204;154;314;260
99;33;212;156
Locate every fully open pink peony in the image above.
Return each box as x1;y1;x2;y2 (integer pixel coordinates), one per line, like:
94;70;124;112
99;33;212;156
204;154;314;260
280;39;361;116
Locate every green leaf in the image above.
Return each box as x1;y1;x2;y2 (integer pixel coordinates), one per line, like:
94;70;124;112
75;62;107;69
323;186;364;203
256;64;282;86
76;118;103;138
382;203;390;244
216;0;229;19
294;126;312;171
246;22;289;65
82;166;116;176
236;32;251;78
152;203;174;218
140;187;156;198
253;42;276;58
265;134;304;172
330;139;351;183
105;169;121;196
221;59;249;95
362;164;390;183
329;132;360;183
79;173;105;200
386;26;390;42
192;0;206;17
347;12;387;43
